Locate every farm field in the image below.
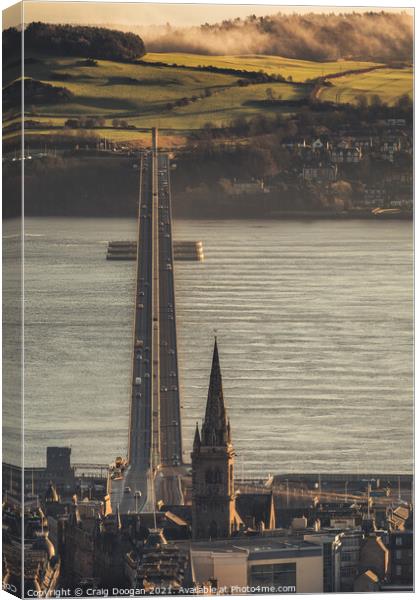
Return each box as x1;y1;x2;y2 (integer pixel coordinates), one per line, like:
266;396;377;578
126;82;302;129
6;128;188;148
143;52;383;82
4;54;306;132
12;56;240;116
319;67;413;104
3;52;413;145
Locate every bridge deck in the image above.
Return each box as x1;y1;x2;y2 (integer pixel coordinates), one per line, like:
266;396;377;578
158;153;183;467
113;139;184;514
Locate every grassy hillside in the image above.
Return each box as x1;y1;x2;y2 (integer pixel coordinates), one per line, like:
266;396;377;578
5;54;306;133
143;52;382;82
14;56;239;116
3;51;412;147
318;67;413;105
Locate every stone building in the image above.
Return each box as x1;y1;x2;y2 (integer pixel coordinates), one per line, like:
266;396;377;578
388;528;413;587
2;505;60;597
191;339;236;540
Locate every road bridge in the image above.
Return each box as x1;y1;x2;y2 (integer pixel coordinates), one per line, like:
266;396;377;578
112;130;184;514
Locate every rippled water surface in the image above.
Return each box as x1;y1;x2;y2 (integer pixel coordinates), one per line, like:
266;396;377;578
19;217;413;474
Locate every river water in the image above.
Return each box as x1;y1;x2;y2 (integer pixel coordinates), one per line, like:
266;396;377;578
16;217;413;475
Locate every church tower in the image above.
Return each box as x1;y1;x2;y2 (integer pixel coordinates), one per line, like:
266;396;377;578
191;338;235;540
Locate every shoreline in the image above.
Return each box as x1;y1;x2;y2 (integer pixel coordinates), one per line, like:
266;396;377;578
9;211;412;221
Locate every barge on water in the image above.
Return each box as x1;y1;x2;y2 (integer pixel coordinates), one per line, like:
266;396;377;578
106;240;204;261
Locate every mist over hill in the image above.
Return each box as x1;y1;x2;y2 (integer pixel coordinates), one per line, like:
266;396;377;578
134;11;412;62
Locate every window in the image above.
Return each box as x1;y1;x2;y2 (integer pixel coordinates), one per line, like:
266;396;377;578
341;567;357;578
396;537;403;547
395;565;402;577
396;550;402;560
250;563;296;589
209;520;218;539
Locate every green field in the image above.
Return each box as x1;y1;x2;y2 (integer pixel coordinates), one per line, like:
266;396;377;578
3;54;308;134
3;52;413;145
17;56;239;115
4;127;188;148
319;67;413;104
143;52;382;82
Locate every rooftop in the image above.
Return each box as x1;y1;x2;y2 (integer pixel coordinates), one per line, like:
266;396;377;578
178;535;322;560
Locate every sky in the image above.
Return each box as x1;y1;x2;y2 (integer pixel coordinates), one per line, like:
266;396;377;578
2;1;413;29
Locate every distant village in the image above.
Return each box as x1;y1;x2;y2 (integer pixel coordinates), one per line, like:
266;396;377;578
3;109;413;220
214;118;412;214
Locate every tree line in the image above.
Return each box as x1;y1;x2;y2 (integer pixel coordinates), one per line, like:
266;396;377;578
3;22;146;62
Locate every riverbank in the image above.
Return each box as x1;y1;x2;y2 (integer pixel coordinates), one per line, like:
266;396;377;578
3;159;412;221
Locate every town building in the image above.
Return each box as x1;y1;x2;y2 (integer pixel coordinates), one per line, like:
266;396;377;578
334;528;364;592
361;186;386;208
302;164;338;183
3;506;60;597
304;532;342;592
191;339;237;540
388;529;413;587
225;179;268;196
379;139;401;162
186;536;323;593
125;529;191;593
331;146;362;164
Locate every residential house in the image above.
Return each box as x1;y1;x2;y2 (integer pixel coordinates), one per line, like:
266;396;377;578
302;164;338;183
379;139;401;162
225;179;268;196
331;146;362;164
361;186;386;208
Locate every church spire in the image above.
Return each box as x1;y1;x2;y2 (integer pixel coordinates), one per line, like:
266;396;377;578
193;422;201;450
201;338;229;446
191;338;236;540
